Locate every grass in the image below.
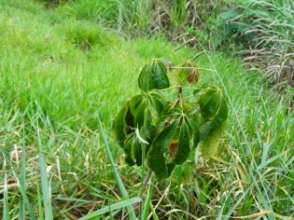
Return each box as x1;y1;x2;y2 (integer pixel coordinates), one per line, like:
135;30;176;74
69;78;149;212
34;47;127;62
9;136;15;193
44;0;294;85
97;114;137;219
0;0;293;219
211;0;294;87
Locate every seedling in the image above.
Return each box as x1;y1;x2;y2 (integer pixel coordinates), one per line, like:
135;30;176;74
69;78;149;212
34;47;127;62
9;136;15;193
113;60;228;179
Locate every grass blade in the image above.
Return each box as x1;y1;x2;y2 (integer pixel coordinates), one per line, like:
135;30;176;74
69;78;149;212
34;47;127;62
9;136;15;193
37;127;53;220
9;149;36;220
79;197;141;220
3;157;10;220
39;153;53;220
97;114;137;220
140;184;152;220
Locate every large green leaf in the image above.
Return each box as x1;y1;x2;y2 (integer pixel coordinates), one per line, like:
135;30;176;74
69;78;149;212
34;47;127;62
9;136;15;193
112;103;129;146
113;95;148;147
198;87;228;159
148;92;167;114
123;132;145;166
200;125;224;160
186;114;200;148
199;88;221;120
125;105;135;129
129;95;147;127
113;93;167;166
147;122;177;179
138;60;170;92
124;134;136;165
140;121;156;146
213;96;228;128
174;121;191;164
199;87;228;130
147;115;195;178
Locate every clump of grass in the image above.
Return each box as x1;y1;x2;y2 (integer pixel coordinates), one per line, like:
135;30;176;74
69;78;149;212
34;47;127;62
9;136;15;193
212;0;294;87
37;0;69;7
56;0;123;26
61;19;115;50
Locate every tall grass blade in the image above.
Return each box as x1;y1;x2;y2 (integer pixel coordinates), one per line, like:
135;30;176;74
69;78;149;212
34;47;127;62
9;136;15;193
37;127;54;220
38;153;54;220
140;185;152;220
3;157;10;220
10;149;36;220
97;114;137;220
79;197;141;220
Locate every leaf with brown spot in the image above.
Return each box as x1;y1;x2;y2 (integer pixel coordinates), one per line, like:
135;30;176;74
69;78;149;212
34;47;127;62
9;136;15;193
168;140;178;160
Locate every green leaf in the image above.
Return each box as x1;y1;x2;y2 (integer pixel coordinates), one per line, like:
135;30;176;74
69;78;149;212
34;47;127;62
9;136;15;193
199;88;221;120
199;87;228;132
192;126;200;149
148;92;167;114
112;101;135;143
125;104;135;128
186;114;200;148
198;87;228;159
166;163;175;177
214;96;228;128
124;134;136;165
140;121;156;145
200;125;224;160
199;121;215;140
147;122;177;179
138;60;170;92
112;103;129;146
147;115;195;178
113;95;149;147
113;93;166;166
129;95;147;127
174;121;191;164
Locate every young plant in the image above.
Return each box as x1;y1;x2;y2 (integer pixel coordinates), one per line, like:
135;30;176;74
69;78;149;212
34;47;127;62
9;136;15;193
113;60;228;179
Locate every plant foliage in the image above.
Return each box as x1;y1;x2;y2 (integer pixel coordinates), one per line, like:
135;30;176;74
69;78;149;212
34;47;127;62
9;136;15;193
113;60;228;179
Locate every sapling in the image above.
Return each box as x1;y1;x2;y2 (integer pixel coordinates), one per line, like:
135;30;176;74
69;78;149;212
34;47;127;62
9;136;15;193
113;60;228;180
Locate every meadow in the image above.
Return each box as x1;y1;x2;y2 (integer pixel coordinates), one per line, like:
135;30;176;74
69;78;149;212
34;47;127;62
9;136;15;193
0;0;293;219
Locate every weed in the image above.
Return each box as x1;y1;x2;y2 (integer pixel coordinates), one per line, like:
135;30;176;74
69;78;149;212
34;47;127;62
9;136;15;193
113;60;228;179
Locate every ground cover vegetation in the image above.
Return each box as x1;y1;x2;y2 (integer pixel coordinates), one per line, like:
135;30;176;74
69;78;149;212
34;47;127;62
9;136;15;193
0;0;293;219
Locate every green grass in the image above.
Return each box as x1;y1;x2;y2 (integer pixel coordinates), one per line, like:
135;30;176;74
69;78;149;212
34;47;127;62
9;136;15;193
0;0;293;219
210;0;294;86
